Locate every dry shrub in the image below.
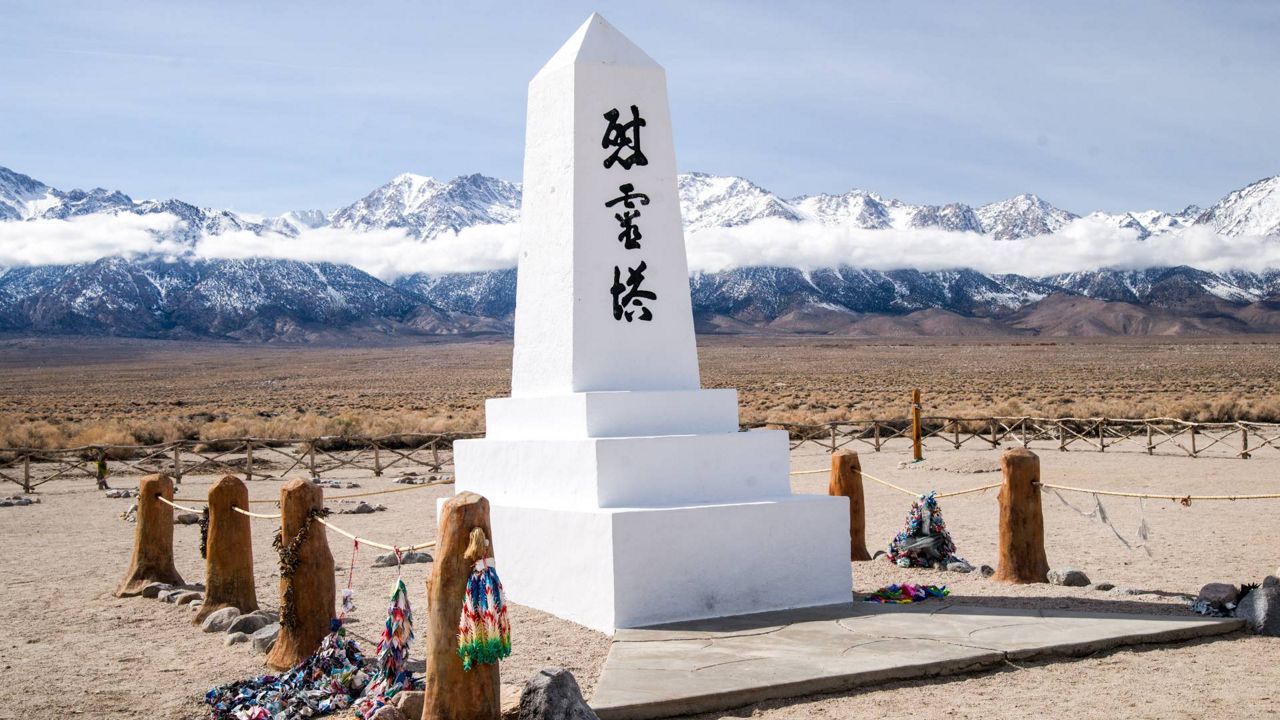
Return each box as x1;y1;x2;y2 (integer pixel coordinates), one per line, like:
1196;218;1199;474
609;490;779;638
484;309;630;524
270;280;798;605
68;422;137;460
0;418;67;449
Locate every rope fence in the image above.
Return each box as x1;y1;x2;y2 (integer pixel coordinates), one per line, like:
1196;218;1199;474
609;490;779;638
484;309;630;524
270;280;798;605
153;477;454;552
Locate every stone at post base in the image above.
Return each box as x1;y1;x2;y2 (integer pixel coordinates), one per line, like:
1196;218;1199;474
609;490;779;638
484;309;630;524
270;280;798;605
195;475;258;625
264;478;334;671
1235;585;1280;636
115;474;184;597
518;667;599;720
453;14;852;634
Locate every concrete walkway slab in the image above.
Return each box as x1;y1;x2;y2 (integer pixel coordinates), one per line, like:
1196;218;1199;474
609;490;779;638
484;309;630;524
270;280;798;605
589;602;1243;719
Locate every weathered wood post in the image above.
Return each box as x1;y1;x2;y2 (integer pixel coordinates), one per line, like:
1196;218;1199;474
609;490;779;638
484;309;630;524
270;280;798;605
172;443;184;481
22;452;31;493
115;474;184;597
911;389;923;461
827;450;872;561
424;491;500;720
265;478;335;671
993;448;1049;584
194;475;258;625
1242;425;1251;459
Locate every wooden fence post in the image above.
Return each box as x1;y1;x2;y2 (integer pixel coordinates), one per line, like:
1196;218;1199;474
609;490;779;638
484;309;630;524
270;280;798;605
828;450;872;561
244;442;254;482
307;443;318;478
173;443;184;482
265;478;335;671
115;474;184;597
1242;426;1251;459
911;389;923;461
96;447;108;490
22;453;31;493
1146;423;1154;455
873;422;881;452
993;448;1049;584
1098;420;1106;452
425;492;500;720
194;475;258;625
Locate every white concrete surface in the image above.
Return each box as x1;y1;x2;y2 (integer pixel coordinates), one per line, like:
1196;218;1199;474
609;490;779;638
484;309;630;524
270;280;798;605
457;14;852;633
490;497;852;632
457;429;790;509
511;13;700;397
483;389;740;440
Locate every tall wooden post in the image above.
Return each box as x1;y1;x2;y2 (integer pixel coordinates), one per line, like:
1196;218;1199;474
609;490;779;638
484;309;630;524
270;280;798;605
195;475;259;625
425;492;500;720
115;474;184;597
265;478;335;671
993;448;1049;584
911;389;923;462
827;450;872;561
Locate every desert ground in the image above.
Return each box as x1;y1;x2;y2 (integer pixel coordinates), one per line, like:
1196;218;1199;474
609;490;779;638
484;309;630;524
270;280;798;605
3;335;1280;449
0;440;1276;719
0;336;1277;719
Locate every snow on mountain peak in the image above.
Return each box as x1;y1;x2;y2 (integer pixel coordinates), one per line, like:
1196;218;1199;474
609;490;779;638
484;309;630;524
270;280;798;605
976;193;1077;241
1196;175;1280;236
677;172;805;231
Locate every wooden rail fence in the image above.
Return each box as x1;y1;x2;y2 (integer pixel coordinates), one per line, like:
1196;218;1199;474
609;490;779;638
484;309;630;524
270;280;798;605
0;433;475;493
750;416;1280;460
4;417;1279;493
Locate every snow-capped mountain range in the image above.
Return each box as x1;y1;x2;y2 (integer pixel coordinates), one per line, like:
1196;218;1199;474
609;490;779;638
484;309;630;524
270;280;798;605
1;164;1279;340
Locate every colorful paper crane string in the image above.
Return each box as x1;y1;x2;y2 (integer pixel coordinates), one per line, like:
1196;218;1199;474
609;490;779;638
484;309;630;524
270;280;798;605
457;556;512;671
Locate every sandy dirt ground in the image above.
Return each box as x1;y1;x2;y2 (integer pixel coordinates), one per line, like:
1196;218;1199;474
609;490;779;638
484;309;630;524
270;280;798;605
1;439;1276;719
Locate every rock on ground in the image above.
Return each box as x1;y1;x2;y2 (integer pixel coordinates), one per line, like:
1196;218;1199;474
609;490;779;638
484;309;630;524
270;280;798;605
251;623;280;653
392;691;424;719
225;632;250;646
979;565;995;578
1048;568;1091;587
175;591;203;605
369;705;407;720
176;512;201;525
142;582;173;599
373;551;432;567
226;613;269;635
1197;582;1240;607
201;607;241;633
518;667;599;720
1234;586;1280;636
946;560;974;573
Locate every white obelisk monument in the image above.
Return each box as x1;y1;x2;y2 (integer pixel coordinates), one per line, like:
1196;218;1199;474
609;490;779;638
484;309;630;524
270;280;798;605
454;13;851;633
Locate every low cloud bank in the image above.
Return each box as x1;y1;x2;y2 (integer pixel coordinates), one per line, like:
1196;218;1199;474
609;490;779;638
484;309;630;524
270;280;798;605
1;213;1277;279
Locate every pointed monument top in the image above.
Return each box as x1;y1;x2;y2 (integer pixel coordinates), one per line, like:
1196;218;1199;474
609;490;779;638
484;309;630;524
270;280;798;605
537;13;660;76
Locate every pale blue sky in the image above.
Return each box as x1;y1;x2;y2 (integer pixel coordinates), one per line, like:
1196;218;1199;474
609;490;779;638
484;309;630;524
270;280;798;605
2;1;1278;216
